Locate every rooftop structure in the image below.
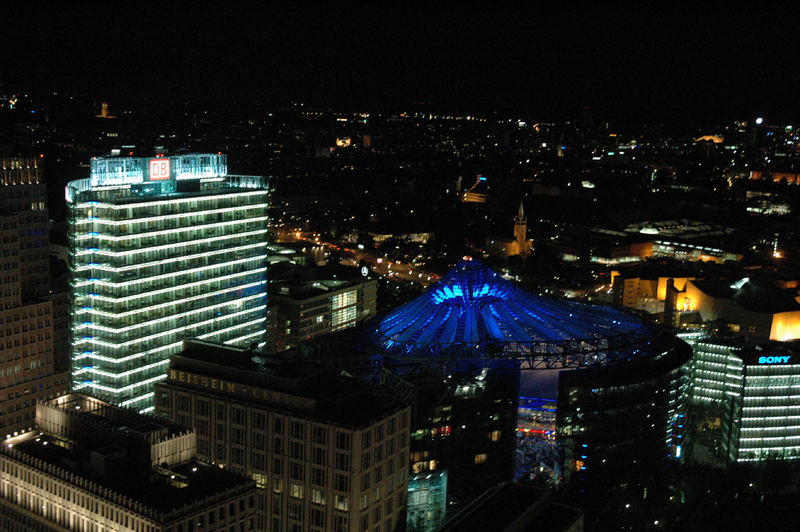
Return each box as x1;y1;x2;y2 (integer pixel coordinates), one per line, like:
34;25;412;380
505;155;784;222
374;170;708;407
0;393;256;531
681;277;800;340
438;482;583;532
375;260;650;367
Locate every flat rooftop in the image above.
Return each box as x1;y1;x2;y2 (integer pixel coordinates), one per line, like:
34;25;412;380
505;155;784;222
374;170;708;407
440;483;582;532
167;340;407;427
42;394;187;438
4;431;252;515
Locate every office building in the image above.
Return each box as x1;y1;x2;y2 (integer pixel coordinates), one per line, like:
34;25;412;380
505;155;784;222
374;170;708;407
66;153;269;411
406;472;447;532
1;158;70;435
269;275;376;350
556;333;690;487
0;157;50;300
155;340;411;532
689;339;800;462
0;393;257;532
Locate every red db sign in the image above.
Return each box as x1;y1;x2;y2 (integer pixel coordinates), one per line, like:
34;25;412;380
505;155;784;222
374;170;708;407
149;159;170;180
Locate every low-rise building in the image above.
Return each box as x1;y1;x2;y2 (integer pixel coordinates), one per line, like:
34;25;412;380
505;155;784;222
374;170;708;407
269;277;376;350
0;393;257;532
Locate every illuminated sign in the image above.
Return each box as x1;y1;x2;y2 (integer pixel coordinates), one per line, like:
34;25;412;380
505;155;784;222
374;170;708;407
168;369;316;410
361;266;369;277
149;158;171;180
758;355;791;364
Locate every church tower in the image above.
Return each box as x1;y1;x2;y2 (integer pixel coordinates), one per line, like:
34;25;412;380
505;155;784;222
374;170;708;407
514;200;529;256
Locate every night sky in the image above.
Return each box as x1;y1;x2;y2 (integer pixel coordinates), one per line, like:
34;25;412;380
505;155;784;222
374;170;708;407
4;4;800;123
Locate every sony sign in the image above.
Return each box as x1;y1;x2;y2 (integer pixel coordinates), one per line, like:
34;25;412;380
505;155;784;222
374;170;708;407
758;355;792;364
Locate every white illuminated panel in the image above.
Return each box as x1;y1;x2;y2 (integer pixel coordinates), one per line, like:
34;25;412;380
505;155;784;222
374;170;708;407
74;216;268;241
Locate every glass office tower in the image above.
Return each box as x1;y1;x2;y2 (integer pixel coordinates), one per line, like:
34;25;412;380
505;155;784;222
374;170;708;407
67;154;268;411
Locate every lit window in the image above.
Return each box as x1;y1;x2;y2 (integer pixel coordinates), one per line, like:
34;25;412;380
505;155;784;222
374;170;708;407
290;483;304;499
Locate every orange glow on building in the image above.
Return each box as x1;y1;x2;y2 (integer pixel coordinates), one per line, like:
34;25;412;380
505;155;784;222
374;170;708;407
695;135;724;144
770;312;800;342
749;170;800;184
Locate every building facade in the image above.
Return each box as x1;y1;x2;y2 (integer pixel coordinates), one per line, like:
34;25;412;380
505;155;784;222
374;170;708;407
556;332;691;488
1;158;70;435
0;157;50;299
689;339;800;463
66;154;269;411
269;278;376;350
0;393;257;532
155;340;411;532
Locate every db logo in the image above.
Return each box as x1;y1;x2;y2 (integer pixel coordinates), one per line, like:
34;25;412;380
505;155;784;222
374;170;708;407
149;159;170;180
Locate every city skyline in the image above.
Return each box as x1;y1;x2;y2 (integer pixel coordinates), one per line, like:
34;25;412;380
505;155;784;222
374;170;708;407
4;6;800;123
4;6;800;531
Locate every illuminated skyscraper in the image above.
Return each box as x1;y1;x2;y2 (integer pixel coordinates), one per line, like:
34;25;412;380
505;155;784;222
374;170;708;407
66;154;269;411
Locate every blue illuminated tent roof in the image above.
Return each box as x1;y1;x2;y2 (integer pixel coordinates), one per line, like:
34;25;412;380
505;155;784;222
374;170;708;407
375;261;650;367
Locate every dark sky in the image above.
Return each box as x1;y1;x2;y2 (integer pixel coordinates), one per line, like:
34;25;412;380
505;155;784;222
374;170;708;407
4;4;800;123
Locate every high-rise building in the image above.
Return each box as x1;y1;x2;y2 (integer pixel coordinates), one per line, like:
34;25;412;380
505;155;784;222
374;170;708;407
66;153;269;411
0;157;50;300
689;338;800;463
155;340;411;532
1;157;70;435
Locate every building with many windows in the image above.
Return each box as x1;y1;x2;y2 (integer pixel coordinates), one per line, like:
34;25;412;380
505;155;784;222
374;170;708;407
269;275;376;351
0;393;257;532
1;158;70;435
66;154;269;411
689;338;800;462
1;157;50;300
155;340;411;532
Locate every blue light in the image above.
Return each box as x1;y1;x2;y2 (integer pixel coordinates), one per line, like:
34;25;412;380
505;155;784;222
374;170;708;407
375;260;648;358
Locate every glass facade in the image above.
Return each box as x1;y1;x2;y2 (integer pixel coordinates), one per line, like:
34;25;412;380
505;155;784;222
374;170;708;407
689;340;800;462
68;155;268;411
556;335;691;487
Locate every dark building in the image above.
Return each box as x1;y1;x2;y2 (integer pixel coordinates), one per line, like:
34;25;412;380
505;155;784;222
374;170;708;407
403;364;518;506
155;340;411;532
438;482;583;532
556;332;691;488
